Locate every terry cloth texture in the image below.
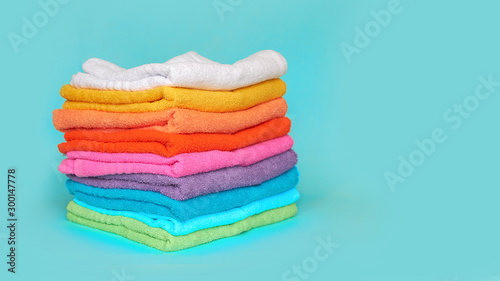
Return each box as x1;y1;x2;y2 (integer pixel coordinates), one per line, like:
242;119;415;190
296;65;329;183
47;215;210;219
62;78;285;105
62;79;286;113
58;117;291;158
53;97;287;133
65;167;299;221
73;188;299;236
67;201;297;252
65;150;297;200
60;135;293;178
70;50;287;91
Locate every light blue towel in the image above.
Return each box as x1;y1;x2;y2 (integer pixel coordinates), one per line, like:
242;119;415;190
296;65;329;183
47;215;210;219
66;167;299;221
73;188;299;236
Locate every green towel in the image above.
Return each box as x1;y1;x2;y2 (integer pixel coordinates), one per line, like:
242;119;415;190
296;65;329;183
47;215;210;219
66;201;297;252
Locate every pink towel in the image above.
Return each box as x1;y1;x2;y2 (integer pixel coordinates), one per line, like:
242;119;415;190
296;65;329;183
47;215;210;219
59;135;293;178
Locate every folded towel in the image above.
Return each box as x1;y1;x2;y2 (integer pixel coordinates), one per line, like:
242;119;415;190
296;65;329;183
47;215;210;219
73;187;299;236
65;150;297;200
67;201;297;252
58;117;291;158
62;77;285;105
66;167;298;221
60;135;294;178
53;97;287;134
62;79;285;113
70;50;287;91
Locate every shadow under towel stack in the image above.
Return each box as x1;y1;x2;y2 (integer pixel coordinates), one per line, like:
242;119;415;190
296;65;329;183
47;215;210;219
52;50;299;252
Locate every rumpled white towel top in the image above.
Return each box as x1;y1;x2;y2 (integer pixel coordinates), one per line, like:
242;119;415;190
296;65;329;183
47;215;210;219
70;50;287;91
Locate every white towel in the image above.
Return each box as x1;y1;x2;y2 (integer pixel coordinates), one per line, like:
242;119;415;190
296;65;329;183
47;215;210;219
70;50;287;91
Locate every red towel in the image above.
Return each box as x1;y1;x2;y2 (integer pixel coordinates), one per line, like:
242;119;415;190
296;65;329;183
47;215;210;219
58;117;291;158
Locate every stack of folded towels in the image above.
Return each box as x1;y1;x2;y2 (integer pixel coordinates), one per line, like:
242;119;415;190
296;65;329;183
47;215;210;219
52;50;299;252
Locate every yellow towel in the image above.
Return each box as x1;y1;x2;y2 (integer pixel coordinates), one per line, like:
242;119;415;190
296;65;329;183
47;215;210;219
61;79;286;113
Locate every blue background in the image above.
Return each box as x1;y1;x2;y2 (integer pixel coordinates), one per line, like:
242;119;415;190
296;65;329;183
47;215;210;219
1;0;500;280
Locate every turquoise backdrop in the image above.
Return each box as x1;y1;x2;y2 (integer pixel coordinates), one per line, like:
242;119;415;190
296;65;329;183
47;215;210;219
1;0;500;280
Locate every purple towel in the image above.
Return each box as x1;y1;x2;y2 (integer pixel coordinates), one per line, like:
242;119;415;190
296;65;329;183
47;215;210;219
67;149;297;200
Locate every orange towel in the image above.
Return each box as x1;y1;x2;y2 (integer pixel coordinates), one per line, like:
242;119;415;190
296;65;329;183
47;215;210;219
58;118;291;158
61;79;286;113
53;98;287;134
